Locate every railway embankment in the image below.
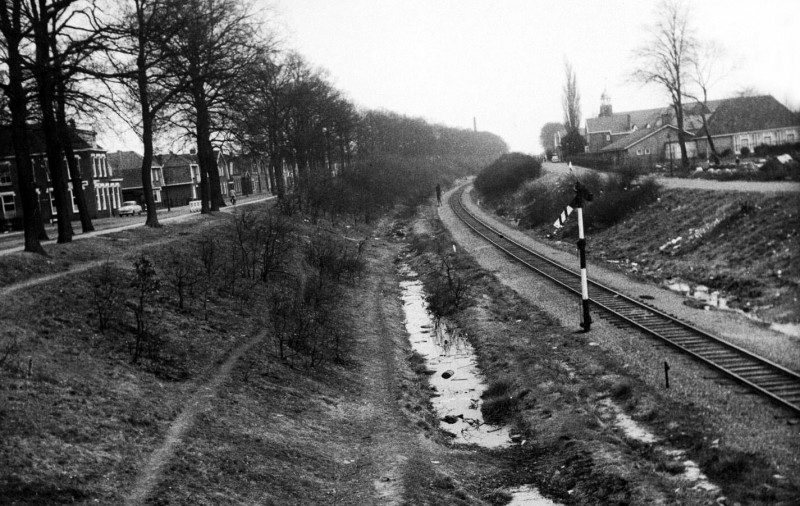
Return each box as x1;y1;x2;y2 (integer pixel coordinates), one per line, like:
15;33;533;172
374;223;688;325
432;181;800;504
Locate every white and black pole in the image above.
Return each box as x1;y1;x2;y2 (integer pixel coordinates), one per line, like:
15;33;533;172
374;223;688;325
573;180;592;331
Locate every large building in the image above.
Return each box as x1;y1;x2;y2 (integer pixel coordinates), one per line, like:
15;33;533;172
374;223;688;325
584;93;800;166
0;125;121;229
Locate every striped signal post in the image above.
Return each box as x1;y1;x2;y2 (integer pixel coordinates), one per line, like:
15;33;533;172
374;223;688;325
573;181;593;331
553;176;593;331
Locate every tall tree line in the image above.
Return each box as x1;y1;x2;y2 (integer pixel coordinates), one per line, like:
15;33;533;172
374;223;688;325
2;0;508;254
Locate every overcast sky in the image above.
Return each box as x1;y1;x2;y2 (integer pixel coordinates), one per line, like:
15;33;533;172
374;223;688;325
268;0;800;154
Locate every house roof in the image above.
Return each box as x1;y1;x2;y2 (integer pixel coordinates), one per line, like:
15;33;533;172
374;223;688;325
695;95;799;137
0;124;100;157
107;151;145;188
600;125;665;152
586;107;664;134
157;153;197;168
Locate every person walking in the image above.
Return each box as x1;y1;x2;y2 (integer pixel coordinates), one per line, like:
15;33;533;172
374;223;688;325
435;184;442;206
230;190;237;206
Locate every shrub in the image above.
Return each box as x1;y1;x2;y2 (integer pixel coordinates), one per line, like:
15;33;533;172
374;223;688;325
740;146;751;156
89;260;124;332
474;152;542;202
129;254;161;364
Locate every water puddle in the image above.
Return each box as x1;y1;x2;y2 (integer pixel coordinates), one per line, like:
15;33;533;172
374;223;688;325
506;485;563;505
399;264;561;504
667;280;799;339
770;322;800;338
599;399;719;493
400;275;511;447
666;281;729;310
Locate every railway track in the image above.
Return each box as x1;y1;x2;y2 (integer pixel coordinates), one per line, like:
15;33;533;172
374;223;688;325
449;184;800;415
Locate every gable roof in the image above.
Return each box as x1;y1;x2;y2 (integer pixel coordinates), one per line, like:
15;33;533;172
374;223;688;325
0;124;100;158
586;107;664;134
156;153;196;168
695;95;798;137
600;125;667;152
107;151;144;188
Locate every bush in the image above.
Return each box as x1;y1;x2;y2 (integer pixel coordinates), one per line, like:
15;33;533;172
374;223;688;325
740;146;751;156
519;171;661;233
474;152;542;203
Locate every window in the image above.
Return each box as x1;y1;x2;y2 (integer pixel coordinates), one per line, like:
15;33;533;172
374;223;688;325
1;193;15;215
69;188;78;213
0;163;11;185
152;168;160;183
636;148;643;155
153;189;161;202
763;135;772;145
48;189;56;214
740;137;750;149
606;134;611;141
788;132;797;143
190;164;199;182
644;147;651;155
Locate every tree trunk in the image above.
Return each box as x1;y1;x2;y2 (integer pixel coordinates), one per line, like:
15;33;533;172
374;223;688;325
192;82;222;212
31;0;72;242
51;40;93;233
0;1;46;253
141;119;161;227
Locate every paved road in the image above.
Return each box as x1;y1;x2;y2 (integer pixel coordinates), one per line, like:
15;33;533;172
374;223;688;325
0;195;275;256
543;161;800;193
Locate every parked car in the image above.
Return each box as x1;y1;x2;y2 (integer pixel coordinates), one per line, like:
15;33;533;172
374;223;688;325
551;155;560;163
119;200;143;216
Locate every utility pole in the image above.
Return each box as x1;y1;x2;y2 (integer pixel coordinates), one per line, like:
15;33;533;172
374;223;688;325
573;180;593;331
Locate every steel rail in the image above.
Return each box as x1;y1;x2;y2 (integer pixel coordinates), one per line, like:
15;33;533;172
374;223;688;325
449;184;800;415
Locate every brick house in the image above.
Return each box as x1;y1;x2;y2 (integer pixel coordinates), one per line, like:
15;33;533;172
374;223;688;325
0;124;121;229
107;151;166;207
228;152;271;196
690;95;800;157
585;93;799;167
157;153;201;207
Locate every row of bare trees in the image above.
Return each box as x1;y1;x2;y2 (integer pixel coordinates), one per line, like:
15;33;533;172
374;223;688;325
2;0;508;255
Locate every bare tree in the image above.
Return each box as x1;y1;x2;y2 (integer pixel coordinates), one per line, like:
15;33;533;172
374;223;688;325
562;59;581;131
106;0;190;227
687;39;731;161
27;0;76;242
632;0;697;169
168;0;260;213
0;0;46;252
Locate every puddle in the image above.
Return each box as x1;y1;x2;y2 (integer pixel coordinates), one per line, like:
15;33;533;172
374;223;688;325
600;399;720;493
666;280;799;339
400;265;564;505
666;282;729;310
664;450;721;493
770;322;800;338
400;275;511;448
506;485;563;505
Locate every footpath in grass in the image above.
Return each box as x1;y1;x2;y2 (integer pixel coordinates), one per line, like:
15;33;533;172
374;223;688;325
2;198;798;505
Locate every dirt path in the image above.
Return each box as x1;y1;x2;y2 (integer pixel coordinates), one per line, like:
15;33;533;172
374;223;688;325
124;332;266;506
544;161;800;192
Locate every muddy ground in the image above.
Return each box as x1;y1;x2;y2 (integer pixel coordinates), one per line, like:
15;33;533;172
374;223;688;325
1;197;798;505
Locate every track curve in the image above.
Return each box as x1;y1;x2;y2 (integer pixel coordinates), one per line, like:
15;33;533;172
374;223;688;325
449;184;800;415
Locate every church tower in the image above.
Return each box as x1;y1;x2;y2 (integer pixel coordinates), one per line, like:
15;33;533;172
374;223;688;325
599;89;613;117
